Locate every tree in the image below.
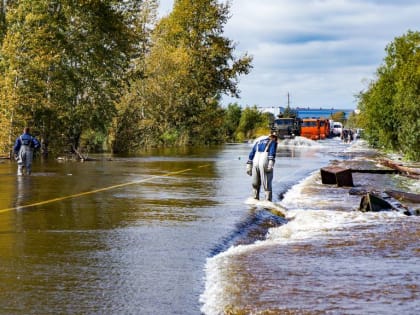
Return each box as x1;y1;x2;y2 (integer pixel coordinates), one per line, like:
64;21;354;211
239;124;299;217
47;1;136;154
345;111;362;129
223;103;242;141
281;105;297;118
113;0;252;151
331;111;347;124
0;0;145;156
357;30;420;160
236;106;262;141
0;0;61;155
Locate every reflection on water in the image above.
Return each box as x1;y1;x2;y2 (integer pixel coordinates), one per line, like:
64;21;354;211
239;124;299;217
14;176;35;210
1;145;261;314
2;139;416;314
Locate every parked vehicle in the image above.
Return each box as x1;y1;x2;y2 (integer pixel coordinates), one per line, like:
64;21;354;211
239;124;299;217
328;119;335;137
301;118;320;140
318;119;330;139
332;122;343;137
270;117;302;139
271;116;337;141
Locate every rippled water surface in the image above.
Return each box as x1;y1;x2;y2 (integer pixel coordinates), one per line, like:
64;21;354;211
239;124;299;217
0;139;418;315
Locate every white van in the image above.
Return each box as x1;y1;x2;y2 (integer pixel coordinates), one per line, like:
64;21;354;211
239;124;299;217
332;122;343;137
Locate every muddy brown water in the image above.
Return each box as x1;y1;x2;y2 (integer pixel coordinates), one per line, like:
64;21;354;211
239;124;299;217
0;139;418;315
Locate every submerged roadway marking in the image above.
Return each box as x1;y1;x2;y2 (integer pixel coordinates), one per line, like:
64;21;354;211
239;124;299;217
0;168;195;214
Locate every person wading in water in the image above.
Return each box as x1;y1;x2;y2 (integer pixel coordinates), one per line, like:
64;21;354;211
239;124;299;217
246;132;278;201
13;127;40;175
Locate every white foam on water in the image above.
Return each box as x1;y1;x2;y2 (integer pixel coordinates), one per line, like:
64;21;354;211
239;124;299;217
201;138;417;314
279;136;323;147
279;169;351;211
244;197;288;214
345;139;369;151
250;135;327;148
200;207;407;315
200;163;410;314
266;209;405;243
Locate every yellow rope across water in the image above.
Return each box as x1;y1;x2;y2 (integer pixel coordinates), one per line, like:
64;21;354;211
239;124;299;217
0;168;194;214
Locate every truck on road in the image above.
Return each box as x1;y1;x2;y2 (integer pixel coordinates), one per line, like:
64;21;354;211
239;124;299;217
270;117;302;139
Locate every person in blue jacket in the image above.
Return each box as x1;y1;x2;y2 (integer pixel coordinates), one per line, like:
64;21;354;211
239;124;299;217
246;132;278;201
13;127;40;175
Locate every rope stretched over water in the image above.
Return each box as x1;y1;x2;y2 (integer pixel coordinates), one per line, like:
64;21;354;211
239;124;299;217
0;167;201;214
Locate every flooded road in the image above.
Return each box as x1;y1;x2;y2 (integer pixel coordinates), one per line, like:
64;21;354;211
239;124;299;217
0;139;418;314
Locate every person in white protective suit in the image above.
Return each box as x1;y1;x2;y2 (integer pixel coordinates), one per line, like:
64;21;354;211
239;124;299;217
13;127;40;175
246;132;278;201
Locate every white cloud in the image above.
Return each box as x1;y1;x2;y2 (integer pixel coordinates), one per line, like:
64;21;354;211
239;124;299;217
158;0;420;109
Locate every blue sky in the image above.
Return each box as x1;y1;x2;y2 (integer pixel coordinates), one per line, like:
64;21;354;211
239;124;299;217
158;0;420;110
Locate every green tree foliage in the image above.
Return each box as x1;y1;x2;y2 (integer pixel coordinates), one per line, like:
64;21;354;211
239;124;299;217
113;0;252;152
345;111;362;129
111;0;158;152
331;111;347;124
357;30;420;161
281;105;297;118
0;0;60;154
0;0;144;156
223;103;242;141
235;106;273;142
0;1;7;43
0;0;253;155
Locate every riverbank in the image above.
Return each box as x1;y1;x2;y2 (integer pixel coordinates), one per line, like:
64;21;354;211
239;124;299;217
321;140;420;214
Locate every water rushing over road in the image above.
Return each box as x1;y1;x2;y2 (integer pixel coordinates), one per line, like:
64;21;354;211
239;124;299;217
0;139;418;314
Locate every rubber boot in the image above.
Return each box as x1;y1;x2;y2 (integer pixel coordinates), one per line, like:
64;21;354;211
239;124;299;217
265;191;272;202
253;188;259;200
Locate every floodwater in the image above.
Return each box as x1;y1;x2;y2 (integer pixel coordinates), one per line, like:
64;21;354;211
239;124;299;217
0;138;418;315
